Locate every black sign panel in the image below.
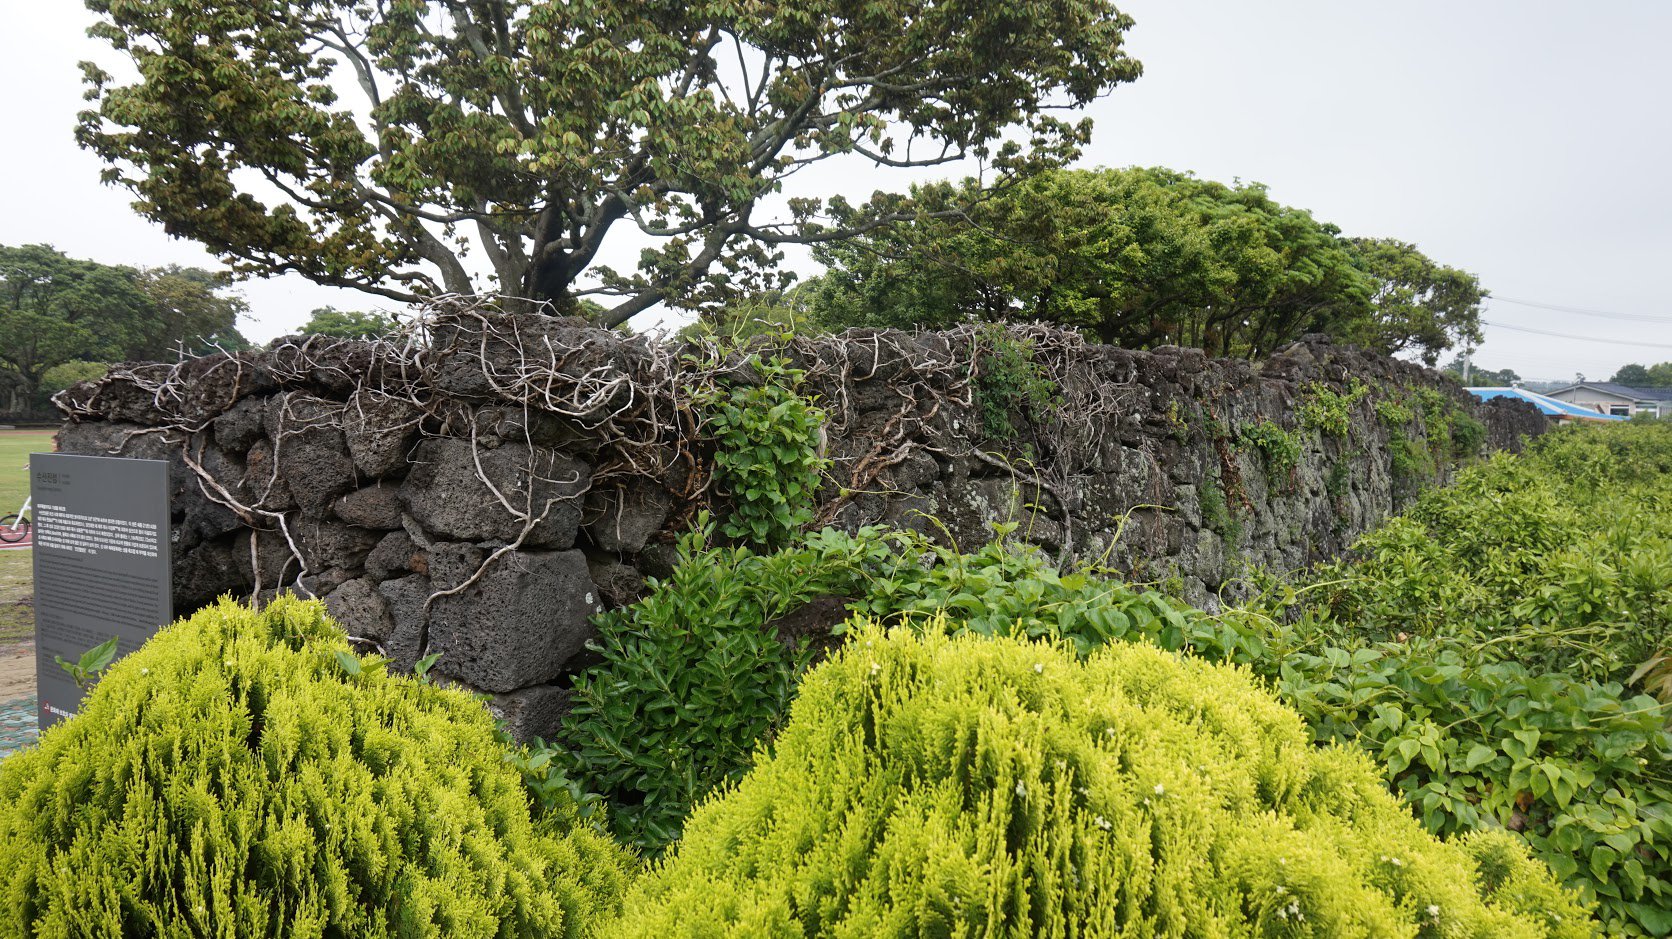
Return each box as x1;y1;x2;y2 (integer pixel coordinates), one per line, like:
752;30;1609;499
31;453;172;731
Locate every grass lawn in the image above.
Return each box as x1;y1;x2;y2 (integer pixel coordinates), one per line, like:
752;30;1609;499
0;430;54;517
0;431;54;647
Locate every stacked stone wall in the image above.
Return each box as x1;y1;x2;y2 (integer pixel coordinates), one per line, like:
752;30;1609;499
54;310;1546;739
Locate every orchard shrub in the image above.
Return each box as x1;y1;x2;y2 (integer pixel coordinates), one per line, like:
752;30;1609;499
0;597;633;938
611;626;1590;937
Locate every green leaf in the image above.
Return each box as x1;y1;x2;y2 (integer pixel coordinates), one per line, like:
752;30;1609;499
80;636;120;674
1463;744;1495;770
334;651;362;677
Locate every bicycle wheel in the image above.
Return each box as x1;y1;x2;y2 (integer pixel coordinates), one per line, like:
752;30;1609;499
0;514;29;544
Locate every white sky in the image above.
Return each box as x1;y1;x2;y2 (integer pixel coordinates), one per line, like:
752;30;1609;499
3;1;1670;382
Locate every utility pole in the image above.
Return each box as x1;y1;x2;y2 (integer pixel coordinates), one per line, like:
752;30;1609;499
1461;347;1473;384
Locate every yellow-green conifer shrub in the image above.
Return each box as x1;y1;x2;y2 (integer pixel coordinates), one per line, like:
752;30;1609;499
0;597;633;938
611;625;1592;938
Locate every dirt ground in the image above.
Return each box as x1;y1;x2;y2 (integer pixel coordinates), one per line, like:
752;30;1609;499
0;640;30;700
0;548;33;703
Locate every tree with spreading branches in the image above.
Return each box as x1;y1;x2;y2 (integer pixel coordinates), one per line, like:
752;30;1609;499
79;0;1142;326
0;245;248;411
806;167;1485;363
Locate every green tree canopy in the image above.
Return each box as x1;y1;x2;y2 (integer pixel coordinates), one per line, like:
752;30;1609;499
1610;362;1672;387
300;306;400;340
1332;237;1485;366
0;244;249;408
80;0;1143;327
806;167;1484;363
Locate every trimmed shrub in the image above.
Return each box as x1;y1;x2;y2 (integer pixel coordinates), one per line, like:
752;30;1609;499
0;596;633;938
611;626;1590;937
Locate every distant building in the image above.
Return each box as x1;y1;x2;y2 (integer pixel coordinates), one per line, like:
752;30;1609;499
1545;382;1672;419
1466;387;1629;424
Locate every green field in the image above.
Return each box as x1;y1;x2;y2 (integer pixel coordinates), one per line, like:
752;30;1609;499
0;430;53;514
0;431;53;645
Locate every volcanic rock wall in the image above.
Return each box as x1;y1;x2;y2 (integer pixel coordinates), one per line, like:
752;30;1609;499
55;309;1545;739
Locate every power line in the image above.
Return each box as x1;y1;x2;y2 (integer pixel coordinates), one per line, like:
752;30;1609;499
1481;319;1672;350
1489;296;1672;324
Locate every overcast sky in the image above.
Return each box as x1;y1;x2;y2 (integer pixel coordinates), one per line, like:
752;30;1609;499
4;1;1670;382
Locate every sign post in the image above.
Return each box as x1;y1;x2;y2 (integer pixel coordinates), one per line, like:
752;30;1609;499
31;453;172;731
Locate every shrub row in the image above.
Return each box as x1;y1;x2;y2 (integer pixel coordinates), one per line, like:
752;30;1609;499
612;625;1589;936
561;421;1672;933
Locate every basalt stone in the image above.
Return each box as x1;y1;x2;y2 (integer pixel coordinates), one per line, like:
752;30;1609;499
484;684;572;746
426;541;487;590
426;549;602;692
172;538;247;613
323;577;394;643
583;479;673;554
584;556;646;608
213;395;270;451
344;390;422;478
264;393;358;515
293;519;381;573
299;567;357;597
176;448;248;549
400;438;588;547
241;439;297;512
366;530;425;581
333;484;404;530
636;542;679;581
376;573;431;671
235;526;305;589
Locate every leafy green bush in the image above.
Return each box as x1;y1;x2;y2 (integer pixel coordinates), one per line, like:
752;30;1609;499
701;357;828;549
0;597;633;938
1389;431;1437;493
1375;397;1415;427
558;523;907;853
1237;420;1302;490
972;325;1058;439
1274;638;1672;934
1297;379;1369;436
610;626;1590;936
1272;421;1672;932
1449;410;1487;457
39;360;111;398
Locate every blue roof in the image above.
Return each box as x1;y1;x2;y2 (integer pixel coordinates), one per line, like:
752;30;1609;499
1467;387;1629;421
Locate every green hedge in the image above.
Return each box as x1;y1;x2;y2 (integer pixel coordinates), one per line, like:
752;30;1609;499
0;597;633;938
611;625;1590;937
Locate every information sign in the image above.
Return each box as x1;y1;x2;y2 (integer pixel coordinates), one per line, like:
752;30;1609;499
31;452;172;730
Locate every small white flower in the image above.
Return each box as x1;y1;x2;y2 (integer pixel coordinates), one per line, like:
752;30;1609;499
1015;781;1028;798
1277;857;1287;866
1142;797;1151;807
1277;909;1288;920
1275;885;1287;895
1105;727;1115;738
1389;857;1403;867
1034;663;1044;673
140;668;149;676
1153;783;1165;796
1093;815;1111;831
1427;905;1440;919
870;662;882;675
